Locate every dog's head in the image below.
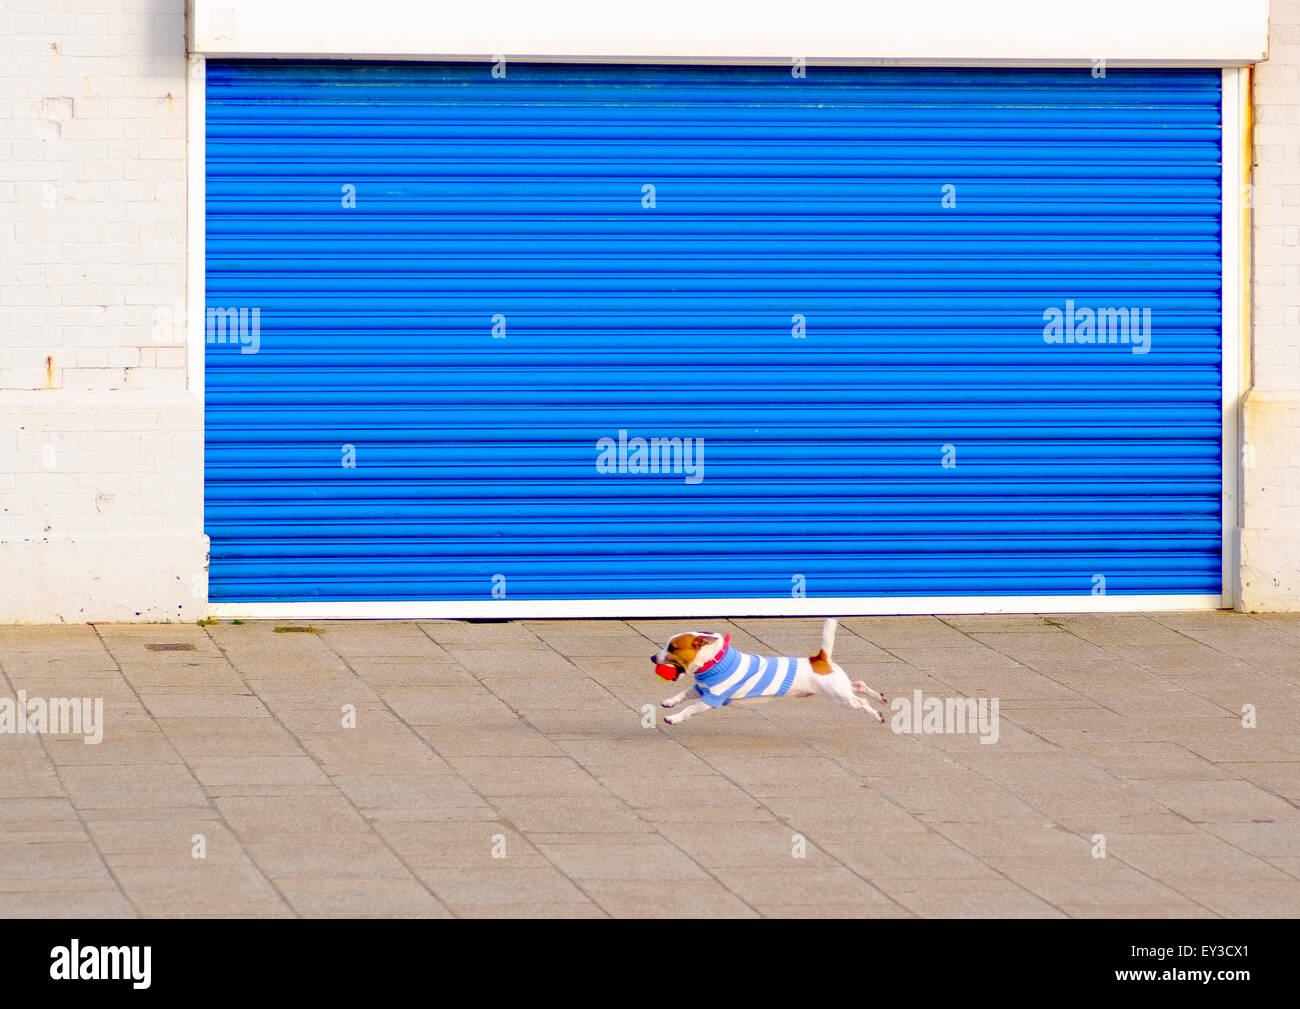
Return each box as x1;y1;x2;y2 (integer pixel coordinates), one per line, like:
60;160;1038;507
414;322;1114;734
650;630;726;681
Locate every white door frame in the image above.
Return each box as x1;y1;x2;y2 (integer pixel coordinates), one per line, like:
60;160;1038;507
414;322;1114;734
195;62;1246;619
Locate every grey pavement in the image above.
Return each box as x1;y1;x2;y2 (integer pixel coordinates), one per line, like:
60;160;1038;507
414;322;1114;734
1;612;1298;918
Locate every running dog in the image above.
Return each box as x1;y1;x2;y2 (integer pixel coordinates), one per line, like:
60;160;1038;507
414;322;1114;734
650;618;887;726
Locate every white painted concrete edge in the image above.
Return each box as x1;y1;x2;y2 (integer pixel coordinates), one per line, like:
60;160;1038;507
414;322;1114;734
209;596;1225;620
189;0;1269;65
1223;68;1246;609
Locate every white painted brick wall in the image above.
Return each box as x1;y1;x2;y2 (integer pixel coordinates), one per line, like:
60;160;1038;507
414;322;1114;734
0;0;204;622
2;1;1299;618
1240;1;1300;609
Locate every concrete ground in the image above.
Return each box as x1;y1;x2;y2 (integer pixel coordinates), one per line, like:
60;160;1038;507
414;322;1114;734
1;612;1298;918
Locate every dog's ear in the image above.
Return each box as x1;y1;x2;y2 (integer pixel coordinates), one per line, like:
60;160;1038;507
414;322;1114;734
691;634;716;650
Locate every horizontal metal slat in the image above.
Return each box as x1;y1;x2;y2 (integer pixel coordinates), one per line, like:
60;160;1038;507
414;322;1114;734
206;61;1223;603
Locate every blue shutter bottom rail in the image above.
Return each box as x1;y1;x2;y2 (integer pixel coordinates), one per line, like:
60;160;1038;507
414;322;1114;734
205;62;1223;603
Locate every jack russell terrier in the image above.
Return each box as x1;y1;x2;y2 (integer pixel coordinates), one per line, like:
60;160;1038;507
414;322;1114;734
650;618;887;726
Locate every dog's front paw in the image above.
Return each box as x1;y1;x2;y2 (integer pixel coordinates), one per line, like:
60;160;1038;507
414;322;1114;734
661;699;679;709
663;714;678;726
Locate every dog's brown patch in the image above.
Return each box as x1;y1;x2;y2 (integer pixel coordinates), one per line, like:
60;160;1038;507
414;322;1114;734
666;633;712;670
810;649;833;675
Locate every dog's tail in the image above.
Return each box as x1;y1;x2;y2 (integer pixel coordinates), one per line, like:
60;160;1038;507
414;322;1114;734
818;617;838;663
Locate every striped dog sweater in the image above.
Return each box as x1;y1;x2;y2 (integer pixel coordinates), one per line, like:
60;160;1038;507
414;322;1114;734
693;641;800;708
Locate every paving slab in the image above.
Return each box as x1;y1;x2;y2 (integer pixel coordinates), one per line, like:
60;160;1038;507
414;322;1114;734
579;879;757;917
276;878;452;918
0;612;1298;917
884;886;1063;918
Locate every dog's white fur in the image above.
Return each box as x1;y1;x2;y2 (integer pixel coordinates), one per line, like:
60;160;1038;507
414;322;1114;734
656;618;887;726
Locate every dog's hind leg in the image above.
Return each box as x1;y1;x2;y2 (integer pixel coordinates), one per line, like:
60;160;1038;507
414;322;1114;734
815;668;886;723
851;696;885;722
852;681;887;704
835;690;885;722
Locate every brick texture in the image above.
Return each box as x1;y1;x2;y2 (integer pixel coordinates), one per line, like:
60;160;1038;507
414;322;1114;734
1;2;1299;615
1242;2;1300;608
0;0;203;622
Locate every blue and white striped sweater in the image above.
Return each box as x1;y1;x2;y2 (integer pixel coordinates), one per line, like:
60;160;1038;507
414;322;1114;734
693;645;799;708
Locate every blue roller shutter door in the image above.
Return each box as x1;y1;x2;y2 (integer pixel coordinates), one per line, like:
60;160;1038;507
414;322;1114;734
205;63;1222;603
